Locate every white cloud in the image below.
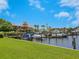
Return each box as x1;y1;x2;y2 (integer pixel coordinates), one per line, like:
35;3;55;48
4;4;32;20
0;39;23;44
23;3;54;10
5;11;16;18
54;11;70;18
0;0;9;11
0;0;9;17
75;11;79;18
59;0;79;25
60;0;79;8
72;11;79;25
0;0;16;18
28;0;45;11
72;19;79;25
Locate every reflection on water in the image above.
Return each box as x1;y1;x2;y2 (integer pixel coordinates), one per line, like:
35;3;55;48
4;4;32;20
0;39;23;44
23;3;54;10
33;36;79;50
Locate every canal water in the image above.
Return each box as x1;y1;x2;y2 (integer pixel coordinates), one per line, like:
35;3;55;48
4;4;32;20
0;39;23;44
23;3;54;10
32;36;79;50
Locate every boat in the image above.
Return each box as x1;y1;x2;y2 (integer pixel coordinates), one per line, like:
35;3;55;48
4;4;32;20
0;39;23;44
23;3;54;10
51;33;67;38
32;33;45;39
21;33;32;40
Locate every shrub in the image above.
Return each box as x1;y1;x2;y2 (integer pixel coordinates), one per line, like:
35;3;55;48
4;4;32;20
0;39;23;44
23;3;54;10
0;34;4;38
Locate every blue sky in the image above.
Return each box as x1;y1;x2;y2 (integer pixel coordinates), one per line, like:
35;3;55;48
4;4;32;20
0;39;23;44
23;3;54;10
0;0;79;28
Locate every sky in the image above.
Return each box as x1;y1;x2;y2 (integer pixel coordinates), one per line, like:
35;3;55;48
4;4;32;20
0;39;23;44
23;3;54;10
0;0;79;28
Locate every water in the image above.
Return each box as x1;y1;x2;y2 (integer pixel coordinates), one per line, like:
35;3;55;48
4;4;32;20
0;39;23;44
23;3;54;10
32;36;79;50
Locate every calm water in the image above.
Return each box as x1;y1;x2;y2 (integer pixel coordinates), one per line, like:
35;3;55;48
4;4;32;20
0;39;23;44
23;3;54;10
32;36;79;50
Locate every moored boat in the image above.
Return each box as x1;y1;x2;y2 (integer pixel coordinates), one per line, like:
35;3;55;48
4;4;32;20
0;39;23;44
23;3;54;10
51;33;67;38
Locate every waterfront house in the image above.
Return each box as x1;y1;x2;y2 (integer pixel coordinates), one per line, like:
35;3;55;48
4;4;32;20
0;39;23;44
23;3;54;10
12;23;31;32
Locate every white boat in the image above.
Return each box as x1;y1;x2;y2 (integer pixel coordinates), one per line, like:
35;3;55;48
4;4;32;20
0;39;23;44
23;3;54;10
51;33;67;38
32;34;45;38
22;33;32;40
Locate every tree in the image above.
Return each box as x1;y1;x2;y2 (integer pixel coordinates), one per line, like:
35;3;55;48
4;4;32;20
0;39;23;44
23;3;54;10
36;25;39;31
67;28;72;32
0;18;13;31
34;25;39;32
0;18;6;24
41;25;45;31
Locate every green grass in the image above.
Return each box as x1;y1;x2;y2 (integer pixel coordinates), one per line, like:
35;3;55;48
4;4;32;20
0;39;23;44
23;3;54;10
0;38;79;59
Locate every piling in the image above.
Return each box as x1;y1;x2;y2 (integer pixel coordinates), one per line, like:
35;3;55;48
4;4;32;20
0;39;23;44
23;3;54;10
72;38;76;49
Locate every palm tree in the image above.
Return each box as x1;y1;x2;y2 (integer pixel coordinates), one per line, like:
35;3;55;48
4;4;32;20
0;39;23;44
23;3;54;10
34;25;37;31
36;25;39;31
34;25;39;32
41;25;45;31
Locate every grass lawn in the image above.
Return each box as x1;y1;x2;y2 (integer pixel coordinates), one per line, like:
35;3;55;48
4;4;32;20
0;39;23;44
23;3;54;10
0;38;79;59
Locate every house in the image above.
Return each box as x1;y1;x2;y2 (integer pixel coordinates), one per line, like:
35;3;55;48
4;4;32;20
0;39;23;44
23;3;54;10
12;22;31;32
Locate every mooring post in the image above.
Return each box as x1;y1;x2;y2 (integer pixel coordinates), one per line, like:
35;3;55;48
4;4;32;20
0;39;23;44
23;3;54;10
49;36;50;44
41;33;43;43
72;37;76;49
45;33;48;39
62;33;63;40
48;33;51;44
56;33;58;45
30;35;33;41
56;33;57;40
41;38;42;43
